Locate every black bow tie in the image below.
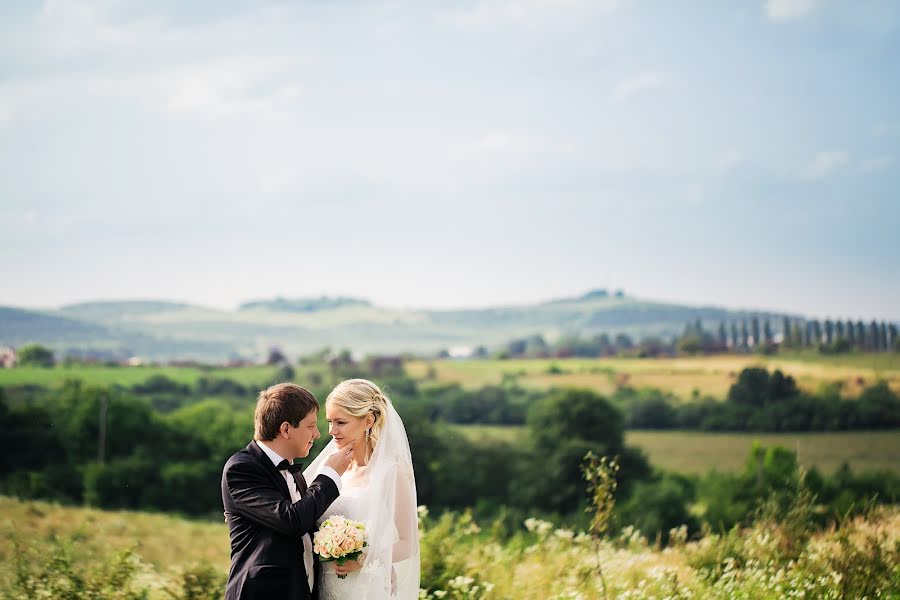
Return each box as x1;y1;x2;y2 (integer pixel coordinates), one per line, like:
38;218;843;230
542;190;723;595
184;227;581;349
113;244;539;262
277;459;304;474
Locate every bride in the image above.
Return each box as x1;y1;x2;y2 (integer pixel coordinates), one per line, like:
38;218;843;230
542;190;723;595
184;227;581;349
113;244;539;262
304;379;419;599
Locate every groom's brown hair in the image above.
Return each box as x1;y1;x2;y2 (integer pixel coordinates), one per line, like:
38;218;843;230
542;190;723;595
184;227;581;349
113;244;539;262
254;383;319;441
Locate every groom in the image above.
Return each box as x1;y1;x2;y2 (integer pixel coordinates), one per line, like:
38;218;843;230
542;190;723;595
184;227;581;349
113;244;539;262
222;383;355;600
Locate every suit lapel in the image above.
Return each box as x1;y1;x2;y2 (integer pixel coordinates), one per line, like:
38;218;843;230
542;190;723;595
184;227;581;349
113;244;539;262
292;471;308;495
247;441;291;499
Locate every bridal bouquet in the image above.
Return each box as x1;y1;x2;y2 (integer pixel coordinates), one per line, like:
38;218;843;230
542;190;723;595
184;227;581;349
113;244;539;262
313;515;367;579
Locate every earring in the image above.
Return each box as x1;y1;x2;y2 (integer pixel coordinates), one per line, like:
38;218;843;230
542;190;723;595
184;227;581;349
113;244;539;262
365;428;370;442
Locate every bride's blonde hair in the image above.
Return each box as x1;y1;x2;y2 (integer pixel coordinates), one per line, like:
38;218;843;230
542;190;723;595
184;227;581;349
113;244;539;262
326;378;390;455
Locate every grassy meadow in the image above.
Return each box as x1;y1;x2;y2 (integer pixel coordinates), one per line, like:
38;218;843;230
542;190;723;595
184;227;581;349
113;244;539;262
0;496;229;599
0;363;284;388
451;425;900;475
407;353;900;401
2;496;898;599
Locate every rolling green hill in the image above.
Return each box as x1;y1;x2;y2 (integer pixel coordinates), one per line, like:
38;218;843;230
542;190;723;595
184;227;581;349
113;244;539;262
0;290;800;361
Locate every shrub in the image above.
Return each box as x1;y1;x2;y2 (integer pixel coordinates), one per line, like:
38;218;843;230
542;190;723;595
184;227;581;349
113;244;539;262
9;537;148;600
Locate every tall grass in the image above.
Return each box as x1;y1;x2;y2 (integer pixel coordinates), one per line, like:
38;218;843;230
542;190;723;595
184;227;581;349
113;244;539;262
3;496;897;598
418;506;900;599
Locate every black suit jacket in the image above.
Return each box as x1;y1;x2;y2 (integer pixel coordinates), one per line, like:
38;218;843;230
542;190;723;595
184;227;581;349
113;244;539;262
222;441;339;600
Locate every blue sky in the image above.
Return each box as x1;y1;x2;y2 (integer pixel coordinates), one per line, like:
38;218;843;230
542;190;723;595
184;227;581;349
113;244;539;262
1;0;898;319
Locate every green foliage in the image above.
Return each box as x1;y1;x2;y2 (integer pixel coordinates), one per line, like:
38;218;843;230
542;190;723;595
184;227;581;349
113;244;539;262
131;374;191;395
53;380;171;462
3;494;900;600
618;388;678;429
16;343;55;367
9;537;148;600
638;367;900;432
617;472;699;546
524;389;650;514
529;389;624;450
84;457;159;509
827;506;900;598
677;334;703;355
582;453;618;537
416;383;528;425
164;563;226;600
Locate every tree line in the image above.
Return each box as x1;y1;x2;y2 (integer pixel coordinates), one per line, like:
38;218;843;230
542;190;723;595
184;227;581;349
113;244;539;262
620;368;900;431
491;317;899;359
2;360;899;544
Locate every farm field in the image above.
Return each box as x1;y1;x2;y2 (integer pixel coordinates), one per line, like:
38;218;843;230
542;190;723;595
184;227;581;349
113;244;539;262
408;353;900;401
0;364;284;388
451;425;900;475
625;430;900;475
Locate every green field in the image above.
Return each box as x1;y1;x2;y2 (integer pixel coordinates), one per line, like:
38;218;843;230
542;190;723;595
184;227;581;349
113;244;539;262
451;425;900;475
625;430;900;475
0;364;284;388
409;353;900;401
3;353;898;401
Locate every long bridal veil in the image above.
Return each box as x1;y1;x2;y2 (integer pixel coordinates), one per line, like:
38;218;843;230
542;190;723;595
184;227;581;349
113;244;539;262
304;398;420;599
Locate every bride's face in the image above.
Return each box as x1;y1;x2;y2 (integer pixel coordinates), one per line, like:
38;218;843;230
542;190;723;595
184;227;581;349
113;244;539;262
326;403;368;448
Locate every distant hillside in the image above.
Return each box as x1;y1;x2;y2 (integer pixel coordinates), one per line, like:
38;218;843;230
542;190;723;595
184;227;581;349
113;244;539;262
58;300;193;321
0;292;802;361
0;306;115;344
239;296;371;312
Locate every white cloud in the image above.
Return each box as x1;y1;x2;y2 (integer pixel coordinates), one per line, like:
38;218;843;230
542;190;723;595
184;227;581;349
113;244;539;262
803;150;848;179
612;71;671;100
448;132;536;158
439;0;623;30
716;149;744;172
857;156;893;173
872;123;900;139
36;0;159;53
157;59;302;119
1;56;305;123
447;131;573;161
764;0;822;21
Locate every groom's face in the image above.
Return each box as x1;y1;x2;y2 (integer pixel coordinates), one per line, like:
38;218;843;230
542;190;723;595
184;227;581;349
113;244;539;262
289;409;321;458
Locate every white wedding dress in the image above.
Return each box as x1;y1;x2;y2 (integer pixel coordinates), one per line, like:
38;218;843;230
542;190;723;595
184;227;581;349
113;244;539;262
305;401;419;600
317;472;369;600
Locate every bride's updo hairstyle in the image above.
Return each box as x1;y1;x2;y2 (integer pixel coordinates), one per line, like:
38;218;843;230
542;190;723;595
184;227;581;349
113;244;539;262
326;378;390;454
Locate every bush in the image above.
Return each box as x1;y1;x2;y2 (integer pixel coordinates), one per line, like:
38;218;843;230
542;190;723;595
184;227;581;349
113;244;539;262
165;563;226;600
16;344;55;367
84;457;159;509
623;391;678;429
132;375;191;396
616;472;698;545
9;537;148;600
522;389;651;514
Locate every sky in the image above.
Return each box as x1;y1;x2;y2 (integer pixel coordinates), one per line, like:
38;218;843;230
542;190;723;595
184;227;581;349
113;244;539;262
1;0;898;320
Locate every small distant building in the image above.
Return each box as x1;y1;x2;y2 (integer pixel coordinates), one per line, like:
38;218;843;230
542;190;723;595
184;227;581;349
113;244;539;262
0;346;16;368
448;346;474;359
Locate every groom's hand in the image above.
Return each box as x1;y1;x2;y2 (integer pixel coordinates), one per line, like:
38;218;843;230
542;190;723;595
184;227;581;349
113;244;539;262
325;441;356;475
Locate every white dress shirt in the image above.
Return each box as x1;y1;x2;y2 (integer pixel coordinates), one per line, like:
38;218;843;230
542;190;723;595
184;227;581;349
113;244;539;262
256;440;342;592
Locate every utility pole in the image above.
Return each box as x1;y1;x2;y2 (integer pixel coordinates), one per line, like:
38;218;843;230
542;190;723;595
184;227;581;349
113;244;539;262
98;393;108;464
